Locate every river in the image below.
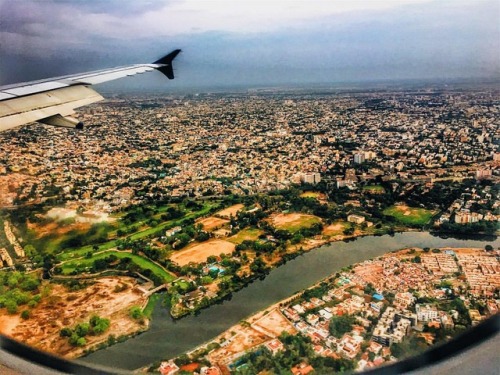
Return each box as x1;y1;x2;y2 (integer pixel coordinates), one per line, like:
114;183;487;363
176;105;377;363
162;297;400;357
81;232;499;370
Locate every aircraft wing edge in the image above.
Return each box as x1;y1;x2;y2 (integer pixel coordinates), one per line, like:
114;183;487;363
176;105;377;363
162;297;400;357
0;49;181;131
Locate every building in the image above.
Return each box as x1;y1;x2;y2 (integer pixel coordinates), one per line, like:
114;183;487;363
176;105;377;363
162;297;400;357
347;214;365;224
475;169;492;180
416;304;439;322
165;226;182;237
264;338;285;355
394;292;416;310
354;153;365;164
302;172;321;184
159;361;179;375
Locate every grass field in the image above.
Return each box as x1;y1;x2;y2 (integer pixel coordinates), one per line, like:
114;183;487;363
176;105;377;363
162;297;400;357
270;213;322;233
228;228;264;244
363;185;386;193
60;250;175;282
383;205;435;226
300;192;321;198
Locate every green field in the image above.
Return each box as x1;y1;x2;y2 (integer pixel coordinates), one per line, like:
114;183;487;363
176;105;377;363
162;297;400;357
228;228;264;244
383;205;435;226
363;185;386;193
300;191;321;198
56;202;217;262
60;250;175;282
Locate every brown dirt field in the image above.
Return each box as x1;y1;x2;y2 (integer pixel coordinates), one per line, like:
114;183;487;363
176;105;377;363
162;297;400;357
323;222;346;235
0;277;147;358
253;309;296;337
216;204;244;218
196;217;229;231
208;325;269;365
170;240;236;266
394;205;411;215
270;212;308;226
29;220;92;239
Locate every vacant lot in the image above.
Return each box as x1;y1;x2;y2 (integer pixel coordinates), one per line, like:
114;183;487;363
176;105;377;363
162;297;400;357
228;228;264;244
170;240;235;266
383;205;435;226
323;221;348;236
0;277;146;358
196;217;229;231
269;213;322;233
216;204;244;218
253;308;296;337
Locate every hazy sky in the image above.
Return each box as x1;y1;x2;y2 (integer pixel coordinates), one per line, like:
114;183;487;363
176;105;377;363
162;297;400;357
0;0;499;90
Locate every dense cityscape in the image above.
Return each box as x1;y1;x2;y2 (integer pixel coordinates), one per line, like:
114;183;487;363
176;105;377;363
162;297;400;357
0;86;498;374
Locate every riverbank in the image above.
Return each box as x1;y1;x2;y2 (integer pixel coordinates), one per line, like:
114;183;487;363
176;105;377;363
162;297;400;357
169;225;403;319
81;232;498;371
158;245;499;373
0;276;149;358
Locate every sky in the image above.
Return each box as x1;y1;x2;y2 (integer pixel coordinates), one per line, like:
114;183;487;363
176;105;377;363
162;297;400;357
0;0;499;90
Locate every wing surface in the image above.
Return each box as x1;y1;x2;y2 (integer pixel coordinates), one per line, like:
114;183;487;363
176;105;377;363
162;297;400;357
0;49;181;132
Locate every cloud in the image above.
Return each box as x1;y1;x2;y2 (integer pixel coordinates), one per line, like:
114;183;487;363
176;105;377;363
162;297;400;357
0;0;498;87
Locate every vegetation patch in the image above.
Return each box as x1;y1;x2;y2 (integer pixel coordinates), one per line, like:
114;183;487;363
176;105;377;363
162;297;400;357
363;184;386;193
228;228;264;244
59;251;175;283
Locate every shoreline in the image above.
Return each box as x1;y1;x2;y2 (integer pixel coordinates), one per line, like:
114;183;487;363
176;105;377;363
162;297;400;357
154;245;495;373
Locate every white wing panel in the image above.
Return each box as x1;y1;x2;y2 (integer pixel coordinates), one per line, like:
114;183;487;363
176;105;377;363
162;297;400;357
0;93;16;100
4;82;69;97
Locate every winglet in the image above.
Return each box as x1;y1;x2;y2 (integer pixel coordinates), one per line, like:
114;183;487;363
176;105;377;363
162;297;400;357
154;49;181;79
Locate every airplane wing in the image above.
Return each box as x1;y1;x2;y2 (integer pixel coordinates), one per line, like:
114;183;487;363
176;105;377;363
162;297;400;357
0;49;181;132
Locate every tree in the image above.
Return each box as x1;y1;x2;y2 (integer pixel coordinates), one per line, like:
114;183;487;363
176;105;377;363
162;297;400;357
20;309;30;319
129;306;144;320
485;245;493;252
329;315;356;338
90;315;110;335
60;327;72;337
75;322;90;337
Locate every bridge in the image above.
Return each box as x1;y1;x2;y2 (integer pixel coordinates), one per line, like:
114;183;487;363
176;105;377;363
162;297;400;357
143;283;169;297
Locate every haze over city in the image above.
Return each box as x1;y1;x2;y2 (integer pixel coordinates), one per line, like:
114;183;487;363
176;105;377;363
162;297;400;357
1;0;499;90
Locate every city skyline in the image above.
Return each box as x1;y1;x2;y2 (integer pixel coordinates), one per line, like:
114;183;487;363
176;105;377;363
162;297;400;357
1;0;499;90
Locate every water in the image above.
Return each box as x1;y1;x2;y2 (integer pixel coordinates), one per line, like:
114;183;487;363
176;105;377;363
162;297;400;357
81;232;499;370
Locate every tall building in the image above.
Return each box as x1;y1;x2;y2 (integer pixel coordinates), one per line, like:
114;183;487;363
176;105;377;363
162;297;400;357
302;172;321;184
354;153;365;164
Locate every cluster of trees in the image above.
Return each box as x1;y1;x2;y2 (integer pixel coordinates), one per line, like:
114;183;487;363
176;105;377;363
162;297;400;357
438;221;498;235
0;271;41;315
329;314;356;338
162;224;210;250
231;209;268;231
59;315;110;347
233;332;354;374
59;223;112;250
235;240;275;255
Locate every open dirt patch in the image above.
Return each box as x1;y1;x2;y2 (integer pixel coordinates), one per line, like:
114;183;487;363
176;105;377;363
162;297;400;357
0;277;146;358
196;217;229;231
29;220;92;239
253;309;296;337
323;222;346;235
170;240;235;266
216;204;244;218
269;213;322;232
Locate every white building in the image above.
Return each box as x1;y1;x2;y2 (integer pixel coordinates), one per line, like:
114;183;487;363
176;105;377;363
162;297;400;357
416;304;439;322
